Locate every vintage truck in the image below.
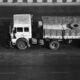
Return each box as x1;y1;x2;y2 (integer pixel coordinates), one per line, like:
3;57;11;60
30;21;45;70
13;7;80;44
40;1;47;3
9;14;80;50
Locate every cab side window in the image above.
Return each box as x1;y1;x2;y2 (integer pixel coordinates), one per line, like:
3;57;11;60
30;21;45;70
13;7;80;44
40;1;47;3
17;28;23;32
24;27;29;32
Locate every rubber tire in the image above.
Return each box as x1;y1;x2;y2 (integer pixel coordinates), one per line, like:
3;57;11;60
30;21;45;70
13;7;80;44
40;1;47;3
17;40;27;50
49;41;60;50
71;23;79;29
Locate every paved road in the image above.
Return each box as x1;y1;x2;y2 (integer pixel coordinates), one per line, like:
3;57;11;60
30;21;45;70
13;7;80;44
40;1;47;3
0;45;80;80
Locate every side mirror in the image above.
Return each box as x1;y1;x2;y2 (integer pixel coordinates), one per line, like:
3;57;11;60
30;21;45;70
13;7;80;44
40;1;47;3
13;28;16;33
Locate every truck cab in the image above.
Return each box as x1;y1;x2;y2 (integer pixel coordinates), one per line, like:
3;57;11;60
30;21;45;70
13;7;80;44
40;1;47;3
10;14;32;50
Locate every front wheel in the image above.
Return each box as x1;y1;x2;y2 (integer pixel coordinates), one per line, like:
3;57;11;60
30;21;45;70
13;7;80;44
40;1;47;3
17;40;28;50
49;40;60;50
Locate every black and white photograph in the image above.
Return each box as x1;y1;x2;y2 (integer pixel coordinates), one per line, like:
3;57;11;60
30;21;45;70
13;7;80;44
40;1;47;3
0;0;80;80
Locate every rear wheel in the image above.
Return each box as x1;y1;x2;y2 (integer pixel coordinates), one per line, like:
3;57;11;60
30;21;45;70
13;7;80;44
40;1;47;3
49;40;60;50
17;40;27;50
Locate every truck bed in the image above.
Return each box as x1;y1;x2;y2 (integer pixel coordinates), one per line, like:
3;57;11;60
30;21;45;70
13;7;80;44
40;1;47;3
42;16;80;39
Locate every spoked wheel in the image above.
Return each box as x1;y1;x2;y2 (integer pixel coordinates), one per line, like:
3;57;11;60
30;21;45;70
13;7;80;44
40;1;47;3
49;40;60;50
17;40;27;50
